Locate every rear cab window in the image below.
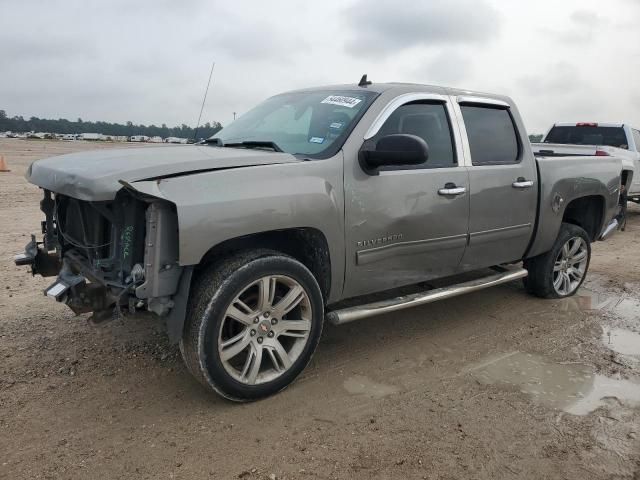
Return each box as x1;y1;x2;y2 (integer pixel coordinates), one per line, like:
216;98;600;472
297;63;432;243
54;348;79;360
460;105;520;165
544;125;629;149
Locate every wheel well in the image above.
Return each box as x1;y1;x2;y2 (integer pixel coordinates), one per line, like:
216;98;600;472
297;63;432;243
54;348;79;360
198;228;332;302
562;195;604;241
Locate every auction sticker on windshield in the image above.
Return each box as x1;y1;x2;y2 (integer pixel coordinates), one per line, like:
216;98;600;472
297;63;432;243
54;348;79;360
321;95;362;108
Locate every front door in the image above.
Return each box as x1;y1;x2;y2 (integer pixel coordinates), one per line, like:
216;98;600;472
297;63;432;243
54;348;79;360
454;98;538;269
343;97;470;298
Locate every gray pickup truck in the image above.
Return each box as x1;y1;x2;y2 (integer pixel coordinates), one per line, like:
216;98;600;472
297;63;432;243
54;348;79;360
16;79;623;401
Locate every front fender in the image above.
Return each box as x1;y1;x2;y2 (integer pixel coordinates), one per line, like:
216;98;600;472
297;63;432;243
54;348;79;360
128;156;345;300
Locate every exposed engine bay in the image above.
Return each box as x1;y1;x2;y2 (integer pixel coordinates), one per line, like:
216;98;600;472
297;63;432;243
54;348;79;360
15;188;183;323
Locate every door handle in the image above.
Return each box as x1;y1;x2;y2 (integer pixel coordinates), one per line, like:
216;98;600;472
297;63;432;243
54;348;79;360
438;183;466;196
512;177;534;189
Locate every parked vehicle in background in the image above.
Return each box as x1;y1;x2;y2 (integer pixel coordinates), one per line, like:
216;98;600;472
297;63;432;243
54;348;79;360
79;133;103;141
27;132;54;139
16;80;624;401
164;137;189;144
532;122;639;203
129;135;150;142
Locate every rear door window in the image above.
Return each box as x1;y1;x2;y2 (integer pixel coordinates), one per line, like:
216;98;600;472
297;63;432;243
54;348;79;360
461;105;520;165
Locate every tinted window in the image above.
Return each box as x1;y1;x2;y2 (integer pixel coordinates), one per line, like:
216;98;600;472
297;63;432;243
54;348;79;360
461;105;519;165
375;102;456;169
544;126;628;149
632;129;640;151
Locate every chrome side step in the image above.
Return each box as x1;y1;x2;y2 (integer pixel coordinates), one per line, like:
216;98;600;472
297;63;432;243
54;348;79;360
599;218;619;240
326;267;528;326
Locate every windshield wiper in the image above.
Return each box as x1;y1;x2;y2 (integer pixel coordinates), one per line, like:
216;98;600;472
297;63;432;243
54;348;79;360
224;141;283;152
204;138;283;152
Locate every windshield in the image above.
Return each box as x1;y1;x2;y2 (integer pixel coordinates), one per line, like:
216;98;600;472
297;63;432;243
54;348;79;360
210;90;378;157
545;126;629;149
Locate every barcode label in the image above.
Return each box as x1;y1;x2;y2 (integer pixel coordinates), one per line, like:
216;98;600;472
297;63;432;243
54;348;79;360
321;95;362;108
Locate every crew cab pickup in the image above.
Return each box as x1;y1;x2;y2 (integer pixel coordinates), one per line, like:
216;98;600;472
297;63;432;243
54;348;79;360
532;122;639;202
16;80;624;401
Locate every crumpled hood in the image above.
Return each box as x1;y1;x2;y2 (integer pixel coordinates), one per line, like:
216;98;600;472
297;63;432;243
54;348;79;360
26;145;300;201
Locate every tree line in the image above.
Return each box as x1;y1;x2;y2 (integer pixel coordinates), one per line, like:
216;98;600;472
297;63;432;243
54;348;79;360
0;109;223;139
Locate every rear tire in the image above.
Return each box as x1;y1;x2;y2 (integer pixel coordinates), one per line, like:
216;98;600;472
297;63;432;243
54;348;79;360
524;223;591;299
180;250;324;402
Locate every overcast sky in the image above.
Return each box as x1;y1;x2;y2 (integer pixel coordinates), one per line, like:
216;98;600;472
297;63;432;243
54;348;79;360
1;0;639;133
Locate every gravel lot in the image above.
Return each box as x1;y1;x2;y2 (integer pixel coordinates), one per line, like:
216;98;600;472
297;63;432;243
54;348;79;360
1;138;639;479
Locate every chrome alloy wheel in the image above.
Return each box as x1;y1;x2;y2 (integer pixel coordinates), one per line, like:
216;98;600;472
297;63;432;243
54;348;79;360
553;236;588;296
217;275;312;385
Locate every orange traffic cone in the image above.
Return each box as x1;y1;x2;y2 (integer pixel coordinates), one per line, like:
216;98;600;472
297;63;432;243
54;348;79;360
0;156;9;172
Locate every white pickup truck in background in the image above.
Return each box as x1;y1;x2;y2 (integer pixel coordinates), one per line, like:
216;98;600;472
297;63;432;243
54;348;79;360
531;122;640;203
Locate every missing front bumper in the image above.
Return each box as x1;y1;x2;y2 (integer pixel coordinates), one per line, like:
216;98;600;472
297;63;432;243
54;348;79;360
14;235;62;277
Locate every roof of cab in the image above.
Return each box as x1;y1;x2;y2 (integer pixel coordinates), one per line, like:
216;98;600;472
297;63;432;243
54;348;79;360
286;82;514;105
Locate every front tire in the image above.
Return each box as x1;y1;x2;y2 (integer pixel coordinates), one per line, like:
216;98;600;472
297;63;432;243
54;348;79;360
524;223;591;299
180;250;324;402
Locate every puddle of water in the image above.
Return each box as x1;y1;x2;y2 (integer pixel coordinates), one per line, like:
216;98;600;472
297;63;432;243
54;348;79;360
602;328;640;356
575;288;640;323
471;352;640;415
343;375;399;398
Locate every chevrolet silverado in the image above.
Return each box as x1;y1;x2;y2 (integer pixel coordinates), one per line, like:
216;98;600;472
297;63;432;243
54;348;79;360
15;79;624;401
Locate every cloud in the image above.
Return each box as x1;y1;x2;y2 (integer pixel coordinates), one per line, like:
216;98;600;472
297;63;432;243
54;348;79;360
570;9;602;28
1;0;639;134
541;9;608;44
517;62;583;95
197;21;310;62
343;0;501;57
413;50;473;87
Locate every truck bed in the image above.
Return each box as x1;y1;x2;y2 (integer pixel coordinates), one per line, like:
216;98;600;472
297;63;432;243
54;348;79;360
531;142;619;158
527;154;622;258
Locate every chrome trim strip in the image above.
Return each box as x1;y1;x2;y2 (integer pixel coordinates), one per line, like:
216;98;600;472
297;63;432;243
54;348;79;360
356;234;468;266
364;93;449;139
469;223;531;245
457;96;510;108
326;267;528;325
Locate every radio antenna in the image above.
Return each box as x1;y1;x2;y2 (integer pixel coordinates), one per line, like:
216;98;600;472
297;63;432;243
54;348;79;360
193;60;215;141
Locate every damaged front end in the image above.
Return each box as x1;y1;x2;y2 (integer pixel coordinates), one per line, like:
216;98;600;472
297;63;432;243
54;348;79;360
15;188;184;325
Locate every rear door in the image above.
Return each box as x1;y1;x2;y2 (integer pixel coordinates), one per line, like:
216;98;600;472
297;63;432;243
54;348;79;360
453;97;537;269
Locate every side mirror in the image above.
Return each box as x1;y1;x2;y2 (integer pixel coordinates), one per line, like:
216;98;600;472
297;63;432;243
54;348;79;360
359;134;429;175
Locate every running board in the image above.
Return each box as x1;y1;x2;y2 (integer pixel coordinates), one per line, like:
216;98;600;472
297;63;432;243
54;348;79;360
326;267;528;326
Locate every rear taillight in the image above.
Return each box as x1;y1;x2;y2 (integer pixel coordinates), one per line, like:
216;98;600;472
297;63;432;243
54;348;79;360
595;150;610;156
577;122;598;127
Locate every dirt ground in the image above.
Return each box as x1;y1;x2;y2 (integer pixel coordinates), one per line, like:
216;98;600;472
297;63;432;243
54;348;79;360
1;138;639;480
